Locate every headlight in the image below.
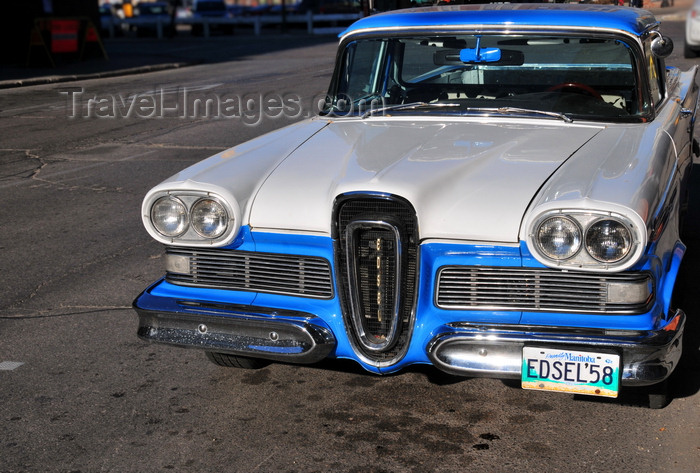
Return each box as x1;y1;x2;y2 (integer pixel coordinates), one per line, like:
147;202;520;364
191;198;228;238
527;210;642;271
151;196;188;237
585;219;631;263
536;216;581;260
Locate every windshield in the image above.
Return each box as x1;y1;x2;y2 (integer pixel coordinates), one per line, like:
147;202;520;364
326;34;645;121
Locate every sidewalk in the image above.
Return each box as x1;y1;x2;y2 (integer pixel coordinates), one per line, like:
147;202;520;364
0;5;690;90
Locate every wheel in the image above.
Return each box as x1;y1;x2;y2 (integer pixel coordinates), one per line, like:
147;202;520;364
646;380;670;410
546;82;603;101
684;41;697;59
205;352;270;369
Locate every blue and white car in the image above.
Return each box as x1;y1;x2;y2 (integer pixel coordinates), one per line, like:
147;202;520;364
134;5;698;407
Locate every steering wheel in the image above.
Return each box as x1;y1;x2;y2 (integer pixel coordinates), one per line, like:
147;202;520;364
546;82;603;101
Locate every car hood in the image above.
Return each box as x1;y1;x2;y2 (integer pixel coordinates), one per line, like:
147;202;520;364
248;118;602;242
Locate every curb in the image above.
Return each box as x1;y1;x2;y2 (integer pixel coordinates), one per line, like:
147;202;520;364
0;61;195;90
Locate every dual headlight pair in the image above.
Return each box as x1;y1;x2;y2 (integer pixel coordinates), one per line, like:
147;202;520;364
149;194;231;243
531;211;639;268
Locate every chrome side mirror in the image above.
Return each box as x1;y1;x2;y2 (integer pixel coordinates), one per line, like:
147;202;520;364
651;32;674;58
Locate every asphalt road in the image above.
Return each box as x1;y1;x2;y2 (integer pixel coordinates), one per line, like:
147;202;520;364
1;19;699;473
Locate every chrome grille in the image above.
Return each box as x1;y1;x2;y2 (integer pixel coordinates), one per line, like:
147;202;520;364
436;267;653;314
335;195;418;364
165;247;333;299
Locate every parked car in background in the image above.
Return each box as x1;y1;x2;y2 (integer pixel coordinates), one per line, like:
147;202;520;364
134;1;169;15
192;0;228;17
134;5;698;408
227;4;253;16
131;1;170;36
685;0;700;57
297;0;362;14
99;4;121;37
268;2;302;15
191;0;233;35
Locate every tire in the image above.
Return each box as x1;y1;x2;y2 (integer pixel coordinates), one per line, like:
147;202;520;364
684;41;697;59
646;380;670;410
205;351;270;369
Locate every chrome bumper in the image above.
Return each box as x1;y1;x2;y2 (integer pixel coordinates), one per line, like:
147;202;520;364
427;309;685;386
133;296;336;364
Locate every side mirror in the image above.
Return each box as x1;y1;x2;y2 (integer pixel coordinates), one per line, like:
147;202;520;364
651;33;674;58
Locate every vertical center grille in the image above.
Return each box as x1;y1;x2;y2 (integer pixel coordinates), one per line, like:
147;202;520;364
334;195;418;365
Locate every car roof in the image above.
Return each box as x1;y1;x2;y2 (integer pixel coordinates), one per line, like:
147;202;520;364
340;4;659;39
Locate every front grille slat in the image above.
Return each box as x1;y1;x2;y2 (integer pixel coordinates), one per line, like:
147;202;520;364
436;267;652;314
165;247;333;299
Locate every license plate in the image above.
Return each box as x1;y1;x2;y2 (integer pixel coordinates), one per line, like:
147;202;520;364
521;347;620;398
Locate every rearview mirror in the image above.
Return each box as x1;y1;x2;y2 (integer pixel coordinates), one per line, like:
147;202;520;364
434;49;524;66
460;47;502;63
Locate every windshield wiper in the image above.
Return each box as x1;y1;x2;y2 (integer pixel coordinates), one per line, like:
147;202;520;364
361;101;460;119
356;102;573;122
492;107;573;123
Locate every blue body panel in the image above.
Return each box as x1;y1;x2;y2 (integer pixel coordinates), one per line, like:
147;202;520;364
142;227;682;374
340;5;658;38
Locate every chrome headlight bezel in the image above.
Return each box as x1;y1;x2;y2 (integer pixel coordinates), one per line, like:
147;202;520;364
528;210;642;271
143;190;239;247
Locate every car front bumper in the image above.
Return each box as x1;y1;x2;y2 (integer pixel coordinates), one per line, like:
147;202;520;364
427;309;685;387
134;284;684;387
133;294;337;365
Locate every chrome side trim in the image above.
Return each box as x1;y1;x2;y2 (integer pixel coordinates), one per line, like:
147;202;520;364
133;300;336;364
427;310;685;386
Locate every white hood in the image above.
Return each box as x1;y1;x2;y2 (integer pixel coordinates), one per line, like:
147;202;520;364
249;118;603;242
